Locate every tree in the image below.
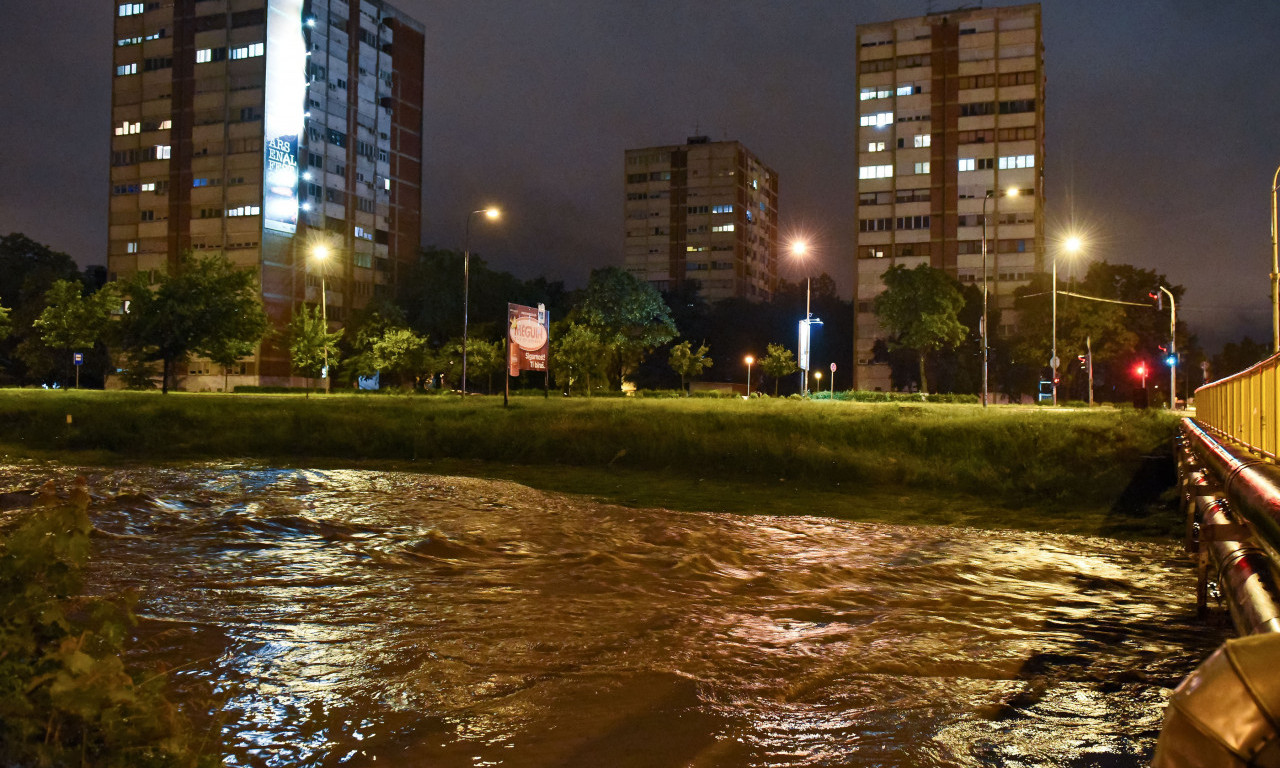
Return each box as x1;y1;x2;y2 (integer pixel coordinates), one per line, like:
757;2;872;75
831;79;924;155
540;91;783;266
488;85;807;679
286;305;343;391
1212;336;1271;382
0;234;84;385
31;280;121;387
577;267;677;389
550;321;608;396
118;254;269;393
465;338;505;394
0;303;11;340
874;264;967;394
759;343;798;396
368;326;426;389
667;340;712;394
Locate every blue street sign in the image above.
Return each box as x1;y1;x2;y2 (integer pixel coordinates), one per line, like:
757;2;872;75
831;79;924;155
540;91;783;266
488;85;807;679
73;353;83;366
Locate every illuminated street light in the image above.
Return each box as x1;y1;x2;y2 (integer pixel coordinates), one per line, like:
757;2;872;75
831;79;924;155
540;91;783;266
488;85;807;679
981;186;1018;408
1053;235;1083;406
462;206;501;395
814;370;822;397
312;243;331;394
744;355;754;397
791;239;821;395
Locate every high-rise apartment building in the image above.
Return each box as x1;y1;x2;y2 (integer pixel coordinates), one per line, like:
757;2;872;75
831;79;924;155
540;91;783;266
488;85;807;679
853;4;1044;392
624;137;778;303
108;0;423;389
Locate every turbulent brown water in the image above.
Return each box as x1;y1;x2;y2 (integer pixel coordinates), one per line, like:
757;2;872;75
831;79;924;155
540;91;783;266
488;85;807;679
0;464;1226;767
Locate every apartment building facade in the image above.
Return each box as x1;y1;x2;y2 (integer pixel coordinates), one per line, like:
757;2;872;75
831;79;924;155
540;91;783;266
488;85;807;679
624;137;778;303
108;0;423;389
853;3;1044;392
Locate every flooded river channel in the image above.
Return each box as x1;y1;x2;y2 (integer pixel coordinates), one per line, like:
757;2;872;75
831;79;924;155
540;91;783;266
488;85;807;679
1;464;1225;767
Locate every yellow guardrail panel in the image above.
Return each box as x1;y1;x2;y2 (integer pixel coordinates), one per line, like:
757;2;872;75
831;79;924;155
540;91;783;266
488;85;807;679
1196;353;1280;459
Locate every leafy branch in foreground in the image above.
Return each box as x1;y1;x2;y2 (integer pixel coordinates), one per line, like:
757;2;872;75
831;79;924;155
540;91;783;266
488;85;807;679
0;479;216;767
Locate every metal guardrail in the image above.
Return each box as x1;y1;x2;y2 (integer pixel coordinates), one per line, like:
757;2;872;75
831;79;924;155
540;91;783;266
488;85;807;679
1193;352;1280;460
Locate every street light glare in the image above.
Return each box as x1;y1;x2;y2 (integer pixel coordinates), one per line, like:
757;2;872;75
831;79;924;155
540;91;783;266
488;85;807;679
1006;186;1019;198
1064;235;1083;253
791;240;808;258
484;207;501;220
744;355;754;364
313;245;330;261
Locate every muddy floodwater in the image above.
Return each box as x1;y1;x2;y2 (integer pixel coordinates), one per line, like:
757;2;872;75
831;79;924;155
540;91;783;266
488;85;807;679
0;464;1225;767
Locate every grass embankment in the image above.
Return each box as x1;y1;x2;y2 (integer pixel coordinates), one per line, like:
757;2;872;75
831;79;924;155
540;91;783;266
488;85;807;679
0;390;1182;539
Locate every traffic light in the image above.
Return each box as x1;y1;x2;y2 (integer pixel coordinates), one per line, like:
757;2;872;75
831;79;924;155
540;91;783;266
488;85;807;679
1135;363;1147;379
1148;291;1163;311
1077;354;1087;369
1165;353;1177;367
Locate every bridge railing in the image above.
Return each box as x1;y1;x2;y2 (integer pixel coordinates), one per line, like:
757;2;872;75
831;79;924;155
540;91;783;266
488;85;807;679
1195;352;1280;459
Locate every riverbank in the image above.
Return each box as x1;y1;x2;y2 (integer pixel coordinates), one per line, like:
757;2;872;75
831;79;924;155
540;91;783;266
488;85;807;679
0;390;1183;539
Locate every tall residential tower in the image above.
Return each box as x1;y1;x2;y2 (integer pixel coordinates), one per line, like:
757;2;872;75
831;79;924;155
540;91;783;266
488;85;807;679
624;137;778;303
109;0;424;389
853;4;1044;392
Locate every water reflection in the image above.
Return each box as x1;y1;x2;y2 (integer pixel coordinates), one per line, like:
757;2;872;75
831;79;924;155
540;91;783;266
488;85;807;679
0;464;1224;766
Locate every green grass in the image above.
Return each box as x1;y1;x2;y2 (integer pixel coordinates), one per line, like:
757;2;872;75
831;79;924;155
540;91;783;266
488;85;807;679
0;390;1184;540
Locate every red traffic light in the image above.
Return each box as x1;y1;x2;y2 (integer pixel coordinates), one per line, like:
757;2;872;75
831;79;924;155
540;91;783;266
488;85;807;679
1135;363;1147;378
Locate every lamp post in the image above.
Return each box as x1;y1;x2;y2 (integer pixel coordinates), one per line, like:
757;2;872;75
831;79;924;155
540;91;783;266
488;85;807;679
981;186;1018;408
814;370;822;397
1158;285;1177;409
1053;236;1083;406
462;206;500;395
1271;164;1279;353
744;355;754;397
311;244;331;394
792;239;821;395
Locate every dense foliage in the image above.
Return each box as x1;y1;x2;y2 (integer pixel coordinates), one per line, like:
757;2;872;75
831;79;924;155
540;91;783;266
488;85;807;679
0;478;213;766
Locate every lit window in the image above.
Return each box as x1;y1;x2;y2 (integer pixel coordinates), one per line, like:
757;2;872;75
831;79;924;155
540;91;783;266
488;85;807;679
126;241;138;253
115;62;137;76
712;224;735;233
141;182;155;191
355;226;373;241
914;162;930;174
230;42;265;60
859;87;892;101
227;205;261;217
998;154;1035;170
711;204;733;214
196;48;212;63
859;112;893;128
383;178;391;191
858;164;893;180
117;36;143;46
914;134;931;148
118;3;144;16
155;144;171;159
114;121;140;136
158;119;171;130
867;141;885;152
896;84;915;96
958;158;975;172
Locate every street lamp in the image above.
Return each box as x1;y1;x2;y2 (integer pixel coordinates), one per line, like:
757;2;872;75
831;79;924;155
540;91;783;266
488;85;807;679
744;355;754;397
1054;235;1083;406
981;186;1018;408
1158;285;1177;409
462;206;500;395
791;239;821;395
814;370;822;397
1271;164;1279;353
311;243;331;394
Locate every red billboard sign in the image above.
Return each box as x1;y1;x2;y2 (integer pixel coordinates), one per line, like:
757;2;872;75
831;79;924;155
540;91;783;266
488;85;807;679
508;303;549;376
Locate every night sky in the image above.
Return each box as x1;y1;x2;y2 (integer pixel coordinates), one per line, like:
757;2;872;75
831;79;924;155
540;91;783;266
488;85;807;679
2;0;1278;351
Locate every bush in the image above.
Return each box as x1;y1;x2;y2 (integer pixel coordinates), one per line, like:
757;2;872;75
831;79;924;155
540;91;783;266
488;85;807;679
0;479;215;767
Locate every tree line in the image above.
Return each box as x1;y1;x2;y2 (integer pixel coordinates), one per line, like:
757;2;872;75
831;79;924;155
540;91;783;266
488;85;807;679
0;231;1251;400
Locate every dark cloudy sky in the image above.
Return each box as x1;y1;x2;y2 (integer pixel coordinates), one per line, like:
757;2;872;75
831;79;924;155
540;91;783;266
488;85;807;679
2;1;1278;351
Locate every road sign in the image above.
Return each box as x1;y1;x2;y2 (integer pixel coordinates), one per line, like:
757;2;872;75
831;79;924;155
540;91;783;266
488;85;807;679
73;352;83;366
829;362;836;372
1049;355;1060;369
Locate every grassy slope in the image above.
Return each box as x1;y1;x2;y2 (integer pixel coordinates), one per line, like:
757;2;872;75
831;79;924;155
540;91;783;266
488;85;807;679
0;390;1183;540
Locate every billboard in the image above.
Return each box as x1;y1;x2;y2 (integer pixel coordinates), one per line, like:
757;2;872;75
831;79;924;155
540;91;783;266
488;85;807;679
262;0;306;234
508;303;550;376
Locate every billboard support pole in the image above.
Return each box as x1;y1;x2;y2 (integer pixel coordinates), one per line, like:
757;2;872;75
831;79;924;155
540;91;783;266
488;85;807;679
503;335;510;409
